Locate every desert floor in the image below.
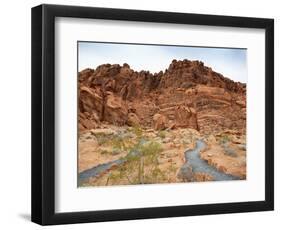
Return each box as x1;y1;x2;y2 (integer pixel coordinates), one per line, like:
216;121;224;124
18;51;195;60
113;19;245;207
78;125;246;187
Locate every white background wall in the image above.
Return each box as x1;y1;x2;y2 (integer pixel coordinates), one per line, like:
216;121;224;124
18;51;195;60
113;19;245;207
0;0;279;229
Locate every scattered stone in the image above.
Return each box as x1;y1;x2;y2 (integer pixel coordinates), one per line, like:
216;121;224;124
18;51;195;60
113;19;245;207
163;137;172;143
90;128;116;136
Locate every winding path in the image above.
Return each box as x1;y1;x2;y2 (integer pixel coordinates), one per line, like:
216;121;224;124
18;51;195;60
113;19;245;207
79;158;125;184
184;140;240;181
79;139;239;185
78;140;145;185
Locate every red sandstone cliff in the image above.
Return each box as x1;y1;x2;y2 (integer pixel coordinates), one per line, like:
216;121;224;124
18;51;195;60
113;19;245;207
78;59;246;134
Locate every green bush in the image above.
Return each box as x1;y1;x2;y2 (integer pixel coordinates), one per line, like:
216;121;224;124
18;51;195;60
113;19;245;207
95;133;111;145
219;134;231;144
132;124;143;138
111;136;125;150
140;141;163;157
158;130;166;139
106;140;165;185
100;150;110;155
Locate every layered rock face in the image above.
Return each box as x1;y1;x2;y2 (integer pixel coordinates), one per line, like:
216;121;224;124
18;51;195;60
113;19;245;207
78;59;246;134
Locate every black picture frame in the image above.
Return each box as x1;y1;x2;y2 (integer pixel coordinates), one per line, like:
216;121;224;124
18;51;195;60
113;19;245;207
31;4;274;225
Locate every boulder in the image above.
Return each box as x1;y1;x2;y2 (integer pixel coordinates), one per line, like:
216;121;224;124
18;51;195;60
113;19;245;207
104;92;128;125
127;113;140;126
79;86;103;117
174;105;198;130
79;118;98;131
153;113;167;130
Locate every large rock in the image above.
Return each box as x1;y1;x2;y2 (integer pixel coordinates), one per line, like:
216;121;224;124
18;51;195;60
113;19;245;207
103;92;128;125
153;113;167;130
79;86;103;118
127;113;140;126
79;117;98;131
174;105;198;130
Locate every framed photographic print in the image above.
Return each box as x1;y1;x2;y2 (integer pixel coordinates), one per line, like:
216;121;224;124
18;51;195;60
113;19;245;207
31;4;274;225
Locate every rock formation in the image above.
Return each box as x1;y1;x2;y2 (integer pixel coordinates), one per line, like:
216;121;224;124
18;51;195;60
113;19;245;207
78;59;246;135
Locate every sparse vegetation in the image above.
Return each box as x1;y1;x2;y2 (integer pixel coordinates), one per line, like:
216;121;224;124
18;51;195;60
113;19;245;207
219;134;231;144
111;135;127;150
158;130;166;139
79;125;246;187
132;124;143;139
79;127;205;186
96;131;135;155
94;132;114;145
105;139;166;185
100;150;110;155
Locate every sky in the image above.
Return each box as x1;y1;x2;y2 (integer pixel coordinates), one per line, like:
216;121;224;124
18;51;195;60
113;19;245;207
78;42;247;83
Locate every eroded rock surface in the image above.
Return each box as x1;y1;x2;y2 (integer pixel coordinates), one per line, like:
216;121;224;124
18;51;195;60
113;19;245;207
78;59;246;135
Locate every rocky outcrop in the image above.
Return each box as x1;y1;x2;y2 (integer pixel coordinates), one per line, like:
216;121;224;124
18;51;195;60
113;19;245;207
103;92;128;125
153;113;167;130
79;59;246;134
127;113;140;126
174;105;198;129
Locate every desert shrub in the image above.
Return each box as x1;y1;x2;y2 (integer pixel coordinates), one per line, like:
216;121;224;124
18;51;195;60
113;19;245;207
106;172;120;185
111;148;121;155
132;124;143;139
145;167;166;184
111;136;126;150
100;150;110;155
98;132;135;153
158;130;166;139
219;134;231;144
140;141;163;157
95;133;111;145
168;163;178;173
106;140;165;185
